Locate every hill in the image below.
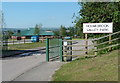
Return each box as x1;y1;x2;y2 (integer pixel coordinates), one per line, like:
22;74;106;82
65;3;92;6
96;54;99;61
53;50;119;81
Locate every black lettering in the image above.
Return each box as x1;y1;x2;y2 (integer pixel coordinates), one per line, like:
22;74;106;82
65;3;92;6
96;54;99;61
93;25;96;27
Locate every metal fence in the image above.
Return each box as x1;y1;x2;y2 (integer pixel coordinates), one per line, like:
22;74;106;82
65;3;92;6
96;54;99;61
46;38;63;61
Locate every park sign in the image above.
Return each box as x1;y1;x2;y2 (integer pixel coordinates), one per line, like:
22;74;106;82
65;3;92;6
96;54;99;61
83;23;113;33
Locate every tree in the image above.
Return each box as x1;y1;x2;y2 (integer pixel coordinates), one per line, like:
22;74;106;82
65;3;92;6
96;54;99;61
67;27;75;37
7;30;14;39
34;24;40;35
60;25;67;37
53;30;60;36
75;2;120;38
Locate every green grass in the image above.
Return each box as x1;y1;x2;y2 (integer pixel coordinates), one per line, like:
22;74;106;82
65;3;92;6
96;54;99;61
52;50;119;81
8;39;17;41
72;38;84;40
8;42;45;50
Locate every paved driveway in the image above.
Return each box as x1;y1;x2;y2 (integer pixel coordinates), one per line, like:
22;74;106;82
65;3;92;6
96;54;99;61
13;62;64;81
2;49;64;81
2;50;46;81
2;39;93;81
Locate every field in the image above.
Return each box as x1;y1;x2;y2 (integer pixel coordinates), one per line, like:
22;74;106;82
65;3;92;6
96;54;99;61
52;50;119;81
8;42;45;50
72;38;83;40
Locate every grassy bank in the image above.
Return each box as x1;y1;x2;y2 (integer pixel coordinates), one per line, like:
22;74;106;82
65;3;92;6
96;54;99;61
53;50;119;81
8;42;45;50
72;38;83;40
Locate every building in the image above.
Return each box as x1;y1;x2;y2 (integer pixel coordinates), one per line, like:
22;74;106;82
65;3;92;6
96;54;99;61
12;28;54;39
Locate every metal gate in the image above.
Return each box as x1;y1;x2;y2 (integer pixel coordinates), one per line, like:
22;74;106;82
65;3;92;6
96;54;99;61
46;38;63;62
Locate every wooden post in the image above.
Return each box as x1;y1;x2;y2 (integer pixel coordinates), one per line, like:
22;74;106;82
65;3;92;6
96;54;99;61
42;36;44;43
63;40;68;62
19;40;20;44
13;39;14;45
24;38;25;44
64;46;67;62
85;33;88;57
109;34;112;51
94;40;97;56
70;38;72;56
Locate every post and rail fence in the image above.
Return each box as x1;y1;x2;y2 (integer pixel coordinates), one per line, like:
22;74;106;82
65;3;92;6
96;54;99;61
46;31;120;62
63;31;120;57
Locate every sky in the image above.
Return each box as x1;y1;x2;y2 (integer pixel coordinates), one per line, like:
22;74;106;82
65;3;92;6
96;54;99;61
2;2;80;28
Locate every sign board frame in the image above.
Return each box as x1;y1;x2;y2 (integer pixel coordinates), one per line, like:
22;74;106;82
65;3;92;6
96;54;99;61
83;23;113;33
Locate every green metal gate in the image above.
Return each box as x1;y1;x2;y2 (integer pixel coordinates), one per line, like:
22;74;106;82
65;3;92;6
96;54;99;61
46;38;63;62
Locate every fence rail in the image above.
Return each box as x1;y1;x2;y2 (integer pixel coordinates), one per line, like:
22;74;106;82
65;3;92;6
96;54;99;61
96;38;119;46
97;44;119;51
92;31;119;56
62;31;120;57
63;44;94;47
92;31;120;41
46;31;120;62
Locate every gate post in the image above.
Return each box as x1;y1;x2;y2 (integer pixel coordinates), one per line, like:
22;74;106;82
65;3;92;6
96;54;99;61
85;33;88;57
70;38;72;56
60;39;63;62
46;38;49;62
94;40;98;56
109;34;112;51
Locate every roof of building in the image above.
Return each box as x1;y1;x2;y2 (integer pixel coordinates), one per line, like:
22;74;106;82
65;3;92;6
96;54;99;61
12;28;54;36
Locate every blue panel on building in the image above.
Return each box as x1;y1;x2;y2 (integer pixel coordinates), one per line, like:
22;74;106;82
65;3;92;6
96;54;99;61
31;36;39;42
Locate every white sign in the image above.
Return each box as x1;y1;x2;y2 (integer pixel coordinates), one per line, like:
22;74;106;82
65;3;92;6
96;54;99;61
64;42;67;46
83;23;113;33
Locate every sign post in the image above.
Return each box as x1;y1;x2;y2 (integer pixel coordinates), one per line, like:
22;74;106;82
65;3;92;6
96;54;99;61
85;33;88;57
83;23;113;56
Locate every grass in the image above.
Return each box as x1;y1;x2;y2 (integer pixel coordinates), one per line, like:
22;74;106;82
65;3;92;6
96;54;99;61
52;50;119;81
72;38;84;40
8;42;45;50
8;39;17;41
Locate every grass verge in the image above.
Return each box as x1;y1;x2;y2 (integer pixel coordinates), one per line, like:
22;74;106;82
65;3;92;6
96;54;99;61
8;42;45;50
52;50;119;81
72;38;84;40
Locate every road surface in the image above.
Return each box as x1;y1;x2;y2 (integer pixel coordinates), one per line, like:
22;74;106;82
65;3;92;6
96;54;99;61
2;40;93;81
2;50;46;81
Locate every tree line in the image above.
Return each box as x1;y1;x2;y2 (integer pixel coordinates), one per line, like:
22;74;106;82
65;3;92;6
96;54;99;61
54;2;120;38
53;25;79;38
74;2;120;38
3;2;120;39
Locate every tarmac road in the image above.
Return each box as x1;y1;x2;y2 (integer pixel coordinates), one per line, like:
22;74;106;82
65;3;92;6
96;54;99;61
2;40;93;81
2;50;46;81
13;62;64;81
